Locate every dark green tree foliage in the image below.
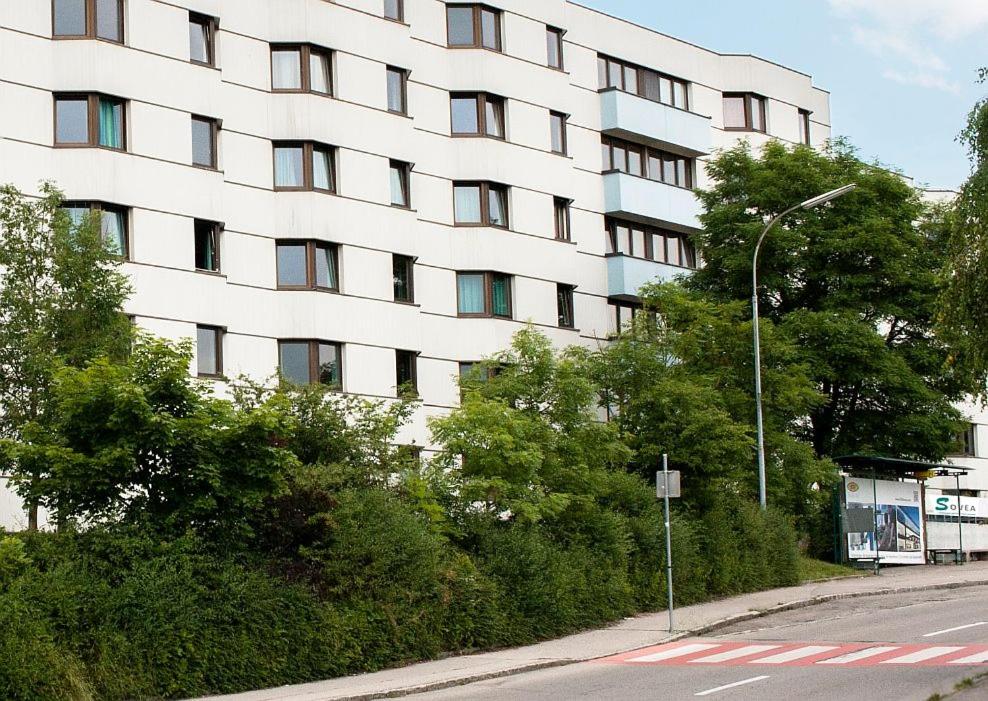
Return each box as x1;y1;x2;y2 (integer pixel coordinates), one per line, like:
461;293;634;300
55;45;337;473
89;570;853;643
939;69;988;387
688;140;967;460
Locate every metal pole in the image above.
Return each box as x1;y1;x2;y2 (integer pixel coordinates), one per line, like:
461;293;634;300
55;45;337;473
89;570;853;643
663;453;674;633
956;473;964;565
872;467;880;576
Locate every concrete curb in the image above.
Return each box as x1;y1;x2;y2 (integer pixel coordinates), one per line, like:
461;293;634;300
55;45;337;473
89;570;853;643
339;577;988;701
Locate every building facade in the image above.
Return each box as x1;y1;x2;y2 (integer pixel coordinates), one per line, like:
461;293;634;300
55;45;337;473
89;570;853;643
0;0;831;529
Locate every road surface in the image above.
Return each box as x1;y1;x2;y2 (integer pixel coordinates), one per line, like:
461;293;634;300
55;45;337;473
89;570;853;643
408;585;988;700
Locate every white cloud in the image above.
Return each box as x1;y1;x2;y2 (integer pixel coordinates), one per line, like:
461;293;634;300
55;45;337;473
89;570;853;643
881;70;961;94
829;0;988;40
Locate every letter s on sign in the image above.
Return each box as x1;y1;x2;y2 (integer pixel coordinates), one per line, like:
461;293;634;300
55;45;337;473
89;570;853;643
936;497;949;511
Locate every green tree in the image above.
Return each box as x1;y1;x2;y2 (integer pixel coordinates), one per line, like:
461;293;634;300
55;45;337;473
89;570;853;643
688;140;967;460
0;183;132;529
939;69;988;387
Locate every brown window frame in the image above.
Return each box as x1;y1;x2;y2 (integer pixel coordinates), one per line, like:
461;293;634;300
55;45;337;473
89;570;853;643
550;110;568;155
597;54;689;111
799;108;812;145
557;283;575;329
390;159;411;208
383;0;404;22
723;93;767;133
456;271;513;319
446;4;502;51
553;197;571;241
196;324;224;378
450;92;505;139
275;240;341;292
605;217;697;269
62;200;131;260
52;0;124;43
191;115;219;169
386;66;409;115
53;92;127;151
272;141;337;193
270;44;334;96
189;12;217;66
395;349;419;397
601;136;693;189
393;253;415;303
453;181;509;228
546;26;564;70
194;218;222;273
278;339;343;389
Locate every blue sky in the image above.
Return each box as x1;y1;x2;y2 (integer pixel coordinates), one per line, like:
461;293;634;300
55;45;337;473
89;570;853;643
579;0;987;189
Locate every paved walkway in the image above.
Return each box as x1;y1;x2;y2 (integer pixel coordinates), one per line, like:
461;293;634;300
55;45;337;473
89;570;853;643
199;562;988;701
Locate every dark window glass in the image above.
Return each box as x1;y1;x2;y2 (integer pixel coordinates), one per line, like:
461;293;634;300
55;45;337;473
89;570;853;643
554;198;570;241
279;341;341;386
95;0;121;41
451;93;504;137
189;13;214;65
396;350;417;395
279;342;310;384
546;27;563;69
602;136;694;189
799;109;811;145
100;205;127;257
318;343;341;387
314;244;338;290
451;96;480;133
550;111;567;154
447;5;501;51
393;254;414;302
488;186;507;227
390;160;410;207
194;219;220;271
277;243;308;287
597;55;690;110
384;0;403;21
491;274;510;317
191;116;216;168
55;98;89;143
53;0;86;36
447;6;475;45
387;66;407;114
196;325;222;376
277;241;339;290
97;96;124;149
557;284;575;328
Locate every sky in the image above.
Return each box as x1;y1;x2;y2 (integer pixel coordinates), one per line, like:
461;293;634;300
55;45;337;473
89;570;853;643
579;0;987;190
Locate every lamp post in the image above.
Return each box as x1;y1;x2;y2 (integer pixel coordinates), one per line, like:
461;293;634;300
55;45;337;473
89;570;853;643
752;184;857;510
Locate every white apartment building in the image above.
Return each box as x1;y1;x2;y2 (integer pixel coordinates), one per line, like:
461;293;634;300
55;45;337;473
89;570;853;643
0;0;832;529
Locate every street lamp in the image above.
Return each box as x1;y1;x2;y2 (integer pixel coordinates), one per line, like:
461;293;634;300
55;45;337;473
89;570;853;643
752;184;857;510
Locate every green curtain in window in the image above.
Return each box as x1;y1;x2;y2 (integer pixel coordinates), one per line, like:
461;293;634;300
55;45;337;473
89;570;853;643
491;276;509;316
99;98;122;148
457;274;484;314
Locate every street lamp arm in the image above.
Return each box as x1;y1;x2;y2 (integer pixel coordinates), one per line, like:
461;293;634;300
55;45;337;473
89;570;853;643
751;203;803;297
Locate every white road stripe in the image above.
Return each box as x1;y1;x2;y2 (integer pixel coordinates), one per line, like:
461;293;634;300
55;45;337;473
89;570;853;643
923;622;987;638
949;650;988;665
880;646;965;664
690;645;781;664
750;646;838;664
628;643;721;663
695;676;770;697
816;646;901;665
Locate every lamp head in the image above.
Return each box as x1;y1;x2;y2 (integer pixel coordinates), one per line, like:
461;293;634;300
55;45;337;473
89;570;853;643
800;183;857;210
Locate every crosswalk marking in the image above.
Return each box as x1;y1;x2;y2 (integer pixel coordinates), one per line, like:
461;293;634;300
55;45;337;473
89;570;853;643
949;650;988;665
627;643;720;663
690;645;781;664
817;646;901;665
879;647;965;664
750;646;838;664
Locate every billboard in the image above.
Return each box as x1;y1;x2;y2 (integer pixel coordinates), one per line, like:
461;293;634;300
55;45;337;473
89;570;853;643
925;494;987;519
844;477;925;565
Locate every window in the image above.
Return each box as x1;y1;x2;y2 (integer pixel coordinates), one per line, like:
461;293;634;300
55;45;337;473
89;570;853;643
390;160;411;207
550;111;567;155
54;93;125;150
597;55;689;110
194;219;221;272
191;115;218;168
557;284;575;328
553;197;571;241
271;45;333;95
453;182;508;227
723;93;766;132
447;4;501;51
959;424;977;457
608;301;643;336
384;0;404;21
799;109;811;145
53;0;123;42
457;272;512;318
393;254;415;303
276;241;340;291
601;136;693;189
63;201;129;258
189;12;216;66
196;325;223;377
450;92;504;138
387;66;408;114
605;218;697;269
546;26;564;69
273;142;336;192
396;349;418;396
279;340;342;388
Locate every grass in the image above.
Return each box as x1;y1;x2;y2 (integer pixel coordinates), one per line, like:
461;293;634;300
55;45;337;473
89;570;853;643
798;556;858;582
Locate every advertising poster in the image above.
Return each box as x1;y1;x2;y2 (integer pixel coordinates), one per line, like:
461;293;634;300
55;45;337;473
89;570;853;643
844;477;925;565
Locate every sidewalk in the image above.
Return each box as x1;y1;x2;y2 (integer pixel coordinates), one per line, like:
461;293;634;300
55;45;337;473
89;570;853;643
200;562;988;701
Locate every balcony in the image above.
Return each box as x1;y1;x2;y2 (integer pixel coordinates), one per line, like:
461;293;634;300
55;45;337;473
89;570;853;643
607;254;691;301
602;172;703;232
600;89;711;157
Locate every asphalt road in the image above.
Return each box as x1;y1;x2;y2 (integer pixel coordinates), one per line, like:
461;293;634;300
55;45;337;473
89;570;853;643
407;585;988;701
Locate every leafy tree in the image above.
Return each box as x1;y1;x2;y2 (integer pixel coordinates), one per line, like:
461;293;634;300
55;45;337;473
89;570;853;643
939;69;988;388
688;140;967;460
0;183;132;529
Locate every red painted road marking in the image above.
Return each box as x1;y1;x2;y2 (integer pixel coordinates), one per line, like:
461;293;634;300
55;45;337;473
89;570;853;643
596;640;988;667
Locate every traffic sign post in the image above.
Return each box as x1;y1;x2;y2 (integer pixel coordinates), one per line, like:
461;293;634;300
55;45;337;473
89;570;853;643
657;454;681;633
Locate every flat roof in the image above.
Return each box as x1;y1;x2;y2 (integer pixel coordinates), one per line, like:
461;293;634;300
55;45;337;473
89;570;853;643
836;455;971;477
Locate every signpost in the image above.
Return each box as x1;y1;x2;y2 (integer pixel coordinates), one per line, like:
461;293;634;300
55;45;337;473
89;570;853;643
656;454;681;633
